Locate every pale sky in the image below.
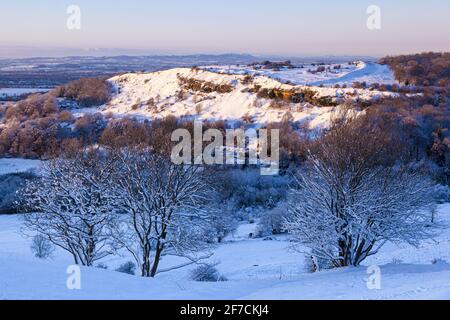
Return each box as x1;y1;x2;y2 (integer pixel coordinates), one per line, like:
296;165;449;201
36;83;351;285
0;0;449;58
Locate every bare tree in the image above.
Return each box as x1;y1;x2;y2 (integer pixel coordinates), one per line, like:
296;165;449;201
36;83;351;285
22;148;119;266
111;149;215;277
284;116;437;268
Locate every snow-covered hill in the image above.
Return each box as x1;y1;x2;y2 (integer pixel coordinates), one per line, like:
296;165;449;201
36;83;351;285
93;67;397;130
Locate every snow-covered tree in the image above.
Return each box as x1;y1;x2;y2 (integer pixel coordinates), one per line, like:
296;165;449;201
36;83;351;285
111;149;215;277
22;148;119;266
257;201;288;237
284;116;437;267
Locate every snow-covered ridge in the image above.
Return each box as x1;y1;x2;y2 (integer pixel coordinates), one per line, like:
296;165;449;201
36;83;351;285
1;203;450;299
103;67;396;129
201;61;397;87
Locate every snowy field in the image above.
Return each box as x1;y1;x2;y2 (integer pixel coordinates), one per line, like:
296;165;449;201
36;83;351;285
201;61;397;87
0;203;449;300
0;158;41;175
0;88;50;99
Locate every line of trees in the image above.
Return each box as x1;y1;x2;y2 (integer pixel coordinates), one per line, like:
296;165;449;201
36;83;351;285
51;77;112;108
380;52;450;87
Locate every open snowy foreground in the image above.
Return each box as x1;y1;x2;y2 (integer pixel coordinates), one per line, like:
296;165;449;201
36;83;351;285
0;203;449;300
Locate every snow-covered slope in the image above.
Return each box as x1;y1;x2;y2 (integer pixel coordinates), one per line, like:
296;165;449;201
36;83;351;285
98;68;396;129
0;158;41;175
203;61;397;87
1;204;449;300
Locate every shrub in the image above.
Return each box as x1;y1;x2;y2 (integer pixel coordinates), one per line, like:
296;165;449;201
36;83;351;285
178;76;233;94
433;184;450;203
221;169;289;210
0;117;61;158
208;204;238;243
285;114;437;267
304;254;334;273
96;263;108;269
195;103;203;114
5;94;59;121
380;52;450;86
52;77;112;107
30;234;55;259
256;87;336;107
74;113;107;143
0;172;36;214
190;264;227;282
242;113;253;124
269;100;289;109
57;110;75;123
242;74;254;85
115;261;136;275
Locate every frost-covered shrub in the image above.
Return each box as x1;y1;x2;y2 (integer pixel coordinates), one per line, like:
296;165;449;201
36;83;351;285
96;263;108;269
190;264;227;282
431;258;446;265
73;112;107;142
30;234;55;259
256;202;288;237
304;254;334;273
433;184;450;204
222;169;289;210
391;258;403;265
208;205;238;243
115;261;137;275
0;172;36;214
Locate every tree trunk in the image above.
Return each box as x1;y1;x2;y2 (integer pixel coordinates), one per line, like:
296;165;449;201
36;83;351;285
141;242;151;277
150;244;163;277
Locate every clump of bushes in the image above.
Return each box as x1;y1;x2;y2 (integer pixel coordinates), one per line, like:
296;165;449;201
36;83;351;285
0;172;36;214
74;113;107;143
0;117;62;158
256;202;288;237
304;254;334;273
248;60;294;70
115;261;137;275
221;169;290;210
190;264;227;282
52;77;112;107
256;87;337;107
178;75;233;94
30;234;55;259
380;52;450;86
